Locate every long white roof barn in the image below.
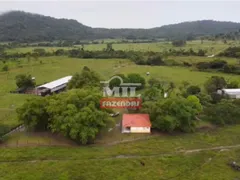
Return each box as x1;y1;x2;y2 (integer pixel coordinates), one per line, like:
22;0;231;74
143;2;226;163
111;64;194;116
217;88;240;99
37;76;72;93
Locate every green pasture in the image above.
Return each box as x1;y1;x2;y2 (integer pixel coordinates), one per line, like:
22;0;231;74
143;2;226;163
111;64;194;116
1;124;240;179
4;40;239;55
5;46;78;54
79;40;237;54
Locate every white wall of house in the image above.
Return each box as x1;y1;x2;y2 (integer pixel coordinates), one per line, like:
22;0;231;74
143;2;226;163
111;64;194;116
122;127;151;133
122;127;131;133
130;127;151;133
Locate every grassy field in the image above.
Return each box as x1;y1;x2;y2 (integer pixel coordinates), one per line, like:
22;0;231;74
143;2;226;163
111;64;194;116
5;40;239;55
1;125;240;179
79;40;238;54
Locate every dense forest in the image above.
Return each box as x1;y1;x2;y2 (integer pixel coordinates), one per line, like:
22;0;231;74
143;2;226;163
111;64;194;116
1;11;240;42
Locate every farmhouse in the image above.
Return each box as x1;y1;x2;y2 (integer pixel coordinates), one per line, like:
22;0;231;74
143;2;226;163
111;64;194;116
36;76;72;96
122;114;151;133
217;89;240;99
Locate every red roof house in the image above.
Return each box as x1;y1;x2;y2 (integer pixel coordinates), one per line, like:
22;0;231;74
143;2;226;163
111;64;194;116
122;114;151;133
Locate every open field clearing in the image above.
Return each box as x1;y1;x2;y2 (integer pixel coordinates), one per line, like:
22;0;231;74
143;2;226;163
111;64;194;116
0;56;239;94
78;40;238;54
5;40;239;54
1;125;240;179
0;150;240;180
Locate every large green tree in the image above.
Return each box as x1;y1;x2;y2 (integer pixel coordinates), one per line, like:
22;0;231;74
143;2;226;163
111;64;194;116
17;97;49;131
17;89;112;144
15;74;35;88
68;68;100;89
141;97;202;132
127;73;146;90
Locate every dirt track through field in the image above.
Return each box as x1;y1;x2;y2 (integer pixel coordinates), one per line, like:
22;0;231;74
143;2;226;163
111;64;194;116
0;144;240;163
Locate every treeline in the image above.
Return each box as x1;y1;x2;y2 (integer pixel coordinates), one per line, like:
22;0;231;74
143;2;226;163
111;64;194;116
195;59;240;75
218;47;240;58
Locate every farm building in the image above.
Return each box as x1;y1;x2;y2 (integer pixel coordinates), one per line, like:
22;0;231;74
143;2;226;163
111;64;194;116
122;114;151;133
217;89;240;99
36;76;72;96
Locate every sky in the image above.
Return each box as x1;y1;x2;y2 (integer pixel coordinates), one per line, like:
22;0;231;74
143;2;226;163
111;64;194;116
0;1;240;28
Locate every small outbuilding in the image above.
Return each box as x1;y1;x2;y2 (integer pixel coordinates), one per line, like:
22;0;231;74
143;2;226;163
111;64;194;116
217;89;240;99
122;114;151;133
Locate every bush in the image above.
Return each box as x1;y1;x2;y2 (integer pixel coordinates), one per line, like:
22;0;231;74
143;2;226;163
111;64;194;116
172;40;186;47
204;100;240;125
15;74;35;88
186;85;201;95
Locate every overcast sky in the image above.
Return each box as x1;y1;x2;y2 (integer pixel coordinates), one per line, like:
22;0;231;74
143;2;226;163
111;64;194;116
0;1;240;28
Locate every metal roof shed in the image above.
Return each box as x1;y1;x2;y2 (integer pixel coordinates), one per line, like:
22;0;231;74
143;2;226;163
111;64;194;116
37;76;72;93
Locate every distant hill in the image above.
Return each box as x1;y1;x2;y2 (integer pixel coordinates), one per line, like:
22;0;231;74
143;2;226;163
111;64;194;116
1;11;240;42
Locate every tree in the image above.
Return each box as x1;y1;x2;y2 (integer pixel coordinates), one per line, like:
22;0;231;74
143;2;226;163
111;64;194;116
141;97;202;133
2;65;8;72
47;89;112;144
109;74;129;89
17;97;49;131
15;74;35;88
142;87;162;102
204;76;227;94
148;77;161;88
147;55;165;66
127;73;146;90
55;49;65;56
186;85;201;95
82;66;90;72
172;40;186;47
33;48;46;56
187;95;203;114
68;69;100;89
105;43;114;52
227;80;239;88
204;99;240;125
204;76;227;103
17;89;113;144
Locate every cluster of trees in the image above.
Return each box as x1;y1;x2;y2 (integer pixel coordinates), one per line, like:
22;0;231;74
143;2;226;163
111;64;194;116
108;73;146;90
141;93;202;132
68;67;101;89
140;75;240;132
195;59;240;75
165;48;206;57
172;40;186;47
17;89;113;144
218;47;240;58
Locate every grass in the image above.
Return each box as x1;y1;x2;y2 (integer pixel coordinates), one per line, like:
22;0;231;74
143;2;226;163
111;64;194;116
1;125;240;179
1;150;240;180
5;40;239;55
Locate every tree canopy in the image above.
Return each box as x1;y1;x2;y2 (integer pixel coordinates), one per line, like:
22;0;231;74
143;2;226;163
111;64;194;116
15;74;35;88
17;89;113;144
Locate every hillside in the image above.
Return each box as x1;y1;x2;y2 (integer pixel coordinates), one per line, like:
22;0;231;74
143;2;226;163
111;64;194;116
1;11;240;42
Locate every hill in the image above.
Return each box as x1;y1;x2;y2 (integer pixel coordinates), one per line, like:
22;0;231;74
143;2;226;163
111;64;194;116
1;11;240;42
